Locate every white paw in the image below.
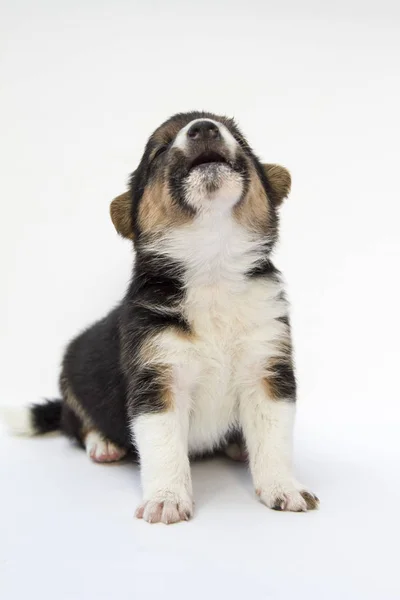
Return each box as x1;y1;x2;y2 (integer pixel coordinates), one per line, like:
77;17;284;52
256;480;319;512
135;492;194;524
85;431;126;463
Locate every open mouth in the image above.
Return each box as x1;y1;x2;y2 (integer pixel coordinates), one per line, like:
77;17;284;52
189;150;228;170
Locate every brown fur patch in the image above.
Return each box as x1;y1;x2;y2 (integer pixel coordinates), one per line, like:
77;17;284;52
233;167;271;234
138;178;192;235
263;343;296;401
263;164;291;206
138;327;194;366
137;327;195;411
159;372;175;411
234;163;291;233
141;363;175;412
110;192;133;239
263;377;275;400
60;373;94;430
263;367;278;400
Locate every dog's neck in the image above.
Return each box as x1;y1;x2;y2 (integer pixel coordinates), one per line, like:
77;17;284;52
143;208;270;290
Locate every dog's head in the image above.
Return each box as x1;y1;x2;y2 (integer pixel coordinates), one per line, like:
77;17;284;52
110;112;291;245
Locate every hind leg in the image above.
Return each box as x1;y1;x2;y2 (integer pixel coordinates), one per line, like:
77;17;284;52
84;430;126;463
224;431;248;462
60;402;126;464
224;442;248;462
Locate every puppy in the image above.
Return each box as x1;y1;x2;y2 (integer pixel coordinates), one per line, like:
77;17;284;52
3;112;319;523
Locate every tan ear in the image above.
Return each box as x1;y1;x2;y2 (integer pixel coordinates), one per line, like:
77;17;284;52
110;192;134;239
263;164;291;206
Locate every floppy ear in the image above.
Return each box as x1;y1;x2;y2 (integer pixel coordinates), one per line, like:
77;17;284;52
263;164;291;206
110;192;134;239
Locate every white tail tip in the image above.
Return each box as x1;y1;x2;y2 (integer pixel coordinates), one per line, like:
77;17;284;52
0;406;36;436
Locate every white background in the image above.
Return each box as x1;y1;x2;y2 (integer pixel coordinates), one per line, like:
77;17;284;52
1;1;400;598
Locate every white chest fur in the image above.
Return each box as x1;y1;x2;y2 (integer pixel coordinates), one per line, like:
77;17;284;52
185;275;287;454
149;209;288;455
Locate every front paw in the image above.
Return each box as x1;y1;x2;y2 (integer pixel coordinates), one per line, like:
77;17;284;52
135;491;194;524
256;480;319;512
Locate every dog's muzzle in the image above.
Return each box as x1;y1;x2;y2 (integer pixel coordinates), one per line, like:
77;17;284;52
173;118;237;170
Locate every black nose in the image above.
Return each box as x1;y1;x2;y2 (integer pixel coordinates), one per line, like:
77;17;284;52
187;120;221;142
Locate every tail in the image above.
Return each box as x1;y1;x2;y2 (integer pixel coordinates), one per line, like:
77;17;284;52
0;399;62;436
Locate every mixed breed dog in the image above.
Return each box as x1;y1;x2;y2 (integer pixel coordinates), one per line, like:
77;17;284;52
3;111;319;523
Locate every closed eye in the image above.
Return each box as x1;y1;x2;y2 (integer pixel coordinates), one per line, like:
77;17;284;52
151;144;169;162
